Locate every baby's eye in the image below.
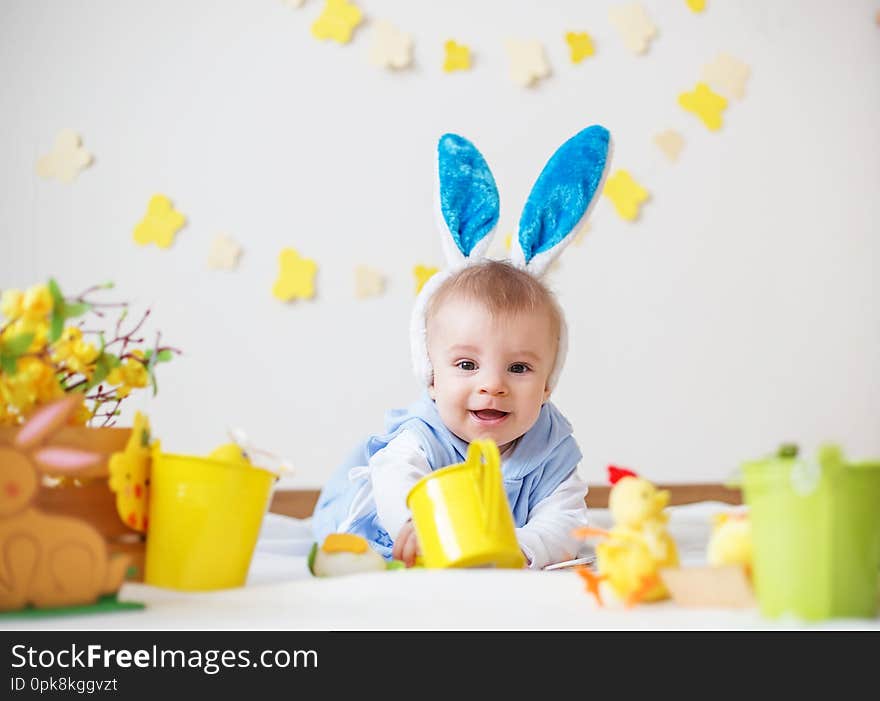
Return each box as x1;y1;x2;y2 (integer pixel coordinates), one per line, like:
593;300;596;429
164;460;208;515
508;363;530;374
456;360;477;371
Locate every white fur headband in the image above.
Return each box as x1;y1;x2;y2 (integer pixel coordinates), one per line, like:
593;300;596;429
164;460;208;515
410;125;613;392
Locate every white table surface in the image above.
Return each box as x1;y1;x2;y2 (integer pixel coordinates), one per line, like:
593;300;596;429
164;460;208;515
3;503;878;631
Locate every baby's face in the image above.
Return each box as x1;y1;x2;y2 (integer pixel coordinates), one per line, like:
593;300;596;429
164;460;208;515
426;297;557;452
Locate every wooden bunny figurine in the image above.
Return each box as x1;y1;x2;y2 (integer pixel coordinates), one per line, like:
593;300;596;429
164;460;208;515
0;395;131;611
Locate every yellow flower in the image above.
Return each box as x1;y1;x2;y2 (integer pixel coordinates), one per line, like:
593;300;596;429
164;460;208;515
126;365;148;388
2;317;48;353
0;289;24;319
51;326;84;363
107;354;148;392
28;321;49;352
0;374;37;416
73;339;98;364
57;338;97;376
22;284;53;321
16;357;46;382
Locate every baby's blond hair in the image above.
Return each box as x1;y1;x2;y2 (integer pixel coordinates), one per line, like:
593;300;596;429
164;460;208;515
425;259;562;344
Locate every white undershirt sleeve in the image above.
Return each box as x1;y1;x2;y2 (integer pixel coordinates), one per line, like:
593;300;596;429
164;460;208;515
515;469;589;570
368;429;432;541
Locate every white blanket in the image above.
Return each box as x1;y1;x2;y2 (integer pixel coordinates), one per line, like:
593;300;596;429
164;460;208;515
3;502;878;630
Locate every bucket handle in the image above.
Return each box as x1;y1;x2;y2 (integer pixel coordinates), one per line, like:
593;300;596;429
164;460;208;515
466;440;503;533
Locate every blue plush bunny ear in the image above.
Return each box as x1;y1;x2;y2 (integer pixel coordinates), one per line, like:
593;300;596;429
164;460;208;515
435;133;500;265
511;125;613;276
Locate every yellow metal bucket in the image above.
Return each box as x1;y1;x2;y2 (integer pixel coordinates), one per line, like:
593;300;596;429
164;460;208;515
406;440;525;569
144;452;276;591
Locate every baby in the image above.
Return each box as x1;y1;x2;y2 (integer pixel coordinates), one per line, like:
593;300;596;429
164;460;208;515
313;261;588;569
312;125;611;570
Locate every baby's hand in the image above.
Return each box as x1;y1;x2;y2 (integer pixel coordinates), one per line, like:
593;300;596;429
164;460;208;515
392;519;421;567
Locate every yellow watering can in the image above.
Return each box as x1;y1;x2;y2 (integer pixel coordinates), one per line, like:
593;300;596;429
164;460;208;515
407;439;526;569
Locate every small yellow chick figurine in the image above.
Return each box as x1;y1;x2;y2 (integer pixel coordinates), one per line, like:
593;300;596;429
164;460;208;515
707;511;752;577
108;411;153;532
575;466;679;607
309;534;388;577
208;442;252;466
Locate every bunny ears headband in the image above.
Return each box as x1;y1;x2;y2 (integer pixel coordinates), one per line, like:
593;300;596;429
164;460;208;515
411;124;613;391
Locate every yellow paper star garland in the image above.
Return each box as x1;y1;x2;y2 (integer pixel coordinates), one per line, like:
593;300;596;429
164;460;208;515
354;265;385;299
654;130;685;162
133;195;186;249
609;3;657;55
701;53;750;100
603;170;650;221
369;19;413;70
504;39;551;87
36;129;93;183
207;234;242;270
678;82;728;131
413;265;439;295
565;32;595;63
311;0;363;45
443;40;472;72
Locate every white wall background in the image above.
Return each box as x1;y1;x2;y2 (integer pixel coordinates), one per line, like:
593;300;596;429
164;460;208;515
1;0;878;487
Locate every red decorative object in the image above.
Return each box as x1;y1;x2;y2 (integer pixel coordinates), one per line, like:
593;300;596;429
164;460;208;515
607;465;638;484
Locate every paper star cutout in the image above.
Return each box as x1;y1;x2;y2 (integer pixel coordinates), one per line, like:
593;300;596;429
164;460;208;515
36;129;93;183
609;4;657;55
443;40;472;72
354;265;385;299
603;170;650;221
686;0;706;12
565;32;595;63
504;39;551;87
369;19;413;70
654;130;685;162
413;265;439;295
701;53;750;100
207;234;242;270
310;0;363;45
678;82;728;131
133;195;186;248
273;247;318;302
503;233;513;251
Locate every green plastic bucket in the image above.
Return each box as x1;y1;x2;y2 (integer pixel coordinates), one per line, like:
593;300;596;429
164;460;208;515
741;444;880;621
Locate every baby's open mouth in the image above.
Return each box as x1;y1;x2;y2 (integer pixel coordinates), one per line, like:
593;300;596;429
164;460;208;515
470;409;509;423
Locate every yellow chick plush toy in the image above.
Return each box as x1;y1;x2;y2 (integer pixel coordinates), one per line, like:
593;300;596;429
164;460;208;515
707;511;752;577
576;466;679;606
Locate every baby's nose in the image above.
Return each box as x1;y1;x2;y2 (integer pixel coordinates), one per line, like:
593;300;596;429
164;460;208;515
479;373;508;395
